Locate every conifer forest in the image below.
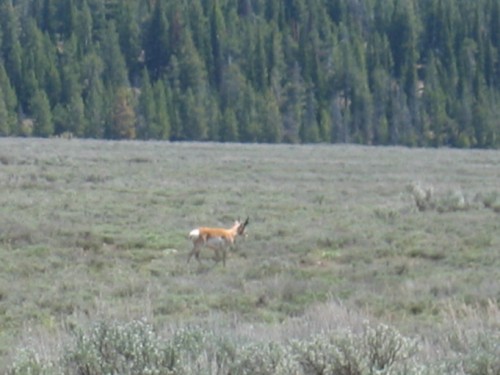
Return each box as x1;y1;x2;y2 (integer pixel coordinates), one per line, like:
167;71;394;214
0;0;499;147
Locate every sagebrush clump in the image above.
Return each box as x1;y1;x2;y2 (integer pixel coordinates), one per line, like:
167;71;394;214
9;320;422;374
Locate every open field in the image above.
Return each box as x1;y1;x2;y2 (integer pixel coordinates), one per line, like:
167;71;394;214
0;138;499;372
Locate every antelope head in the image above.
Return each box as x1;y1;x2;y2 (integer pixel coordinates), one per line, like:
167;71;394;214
237;217;249;237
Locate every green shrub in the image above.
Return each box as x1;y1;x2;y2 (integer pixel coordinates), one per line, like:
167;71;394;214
63;320;175;375
9;320;424;375
292;323;419;375
231;342;299;375
293;332;364;375
9;321;240;375
9;317;500;374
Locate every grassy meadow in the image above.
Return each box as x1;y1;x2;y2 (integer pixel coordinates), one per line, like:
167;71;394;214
0;138;499;373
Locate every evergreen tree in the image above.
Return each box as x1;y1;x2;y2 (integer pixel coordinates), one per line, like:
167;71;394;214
74;0;93;55
221;107;239;142
330;95;348;143
268;26;286;92
389;0;419;97
178;27;207;91
182;87;208;141
209;0;226;88
84;73;106;138
108;87;136;139
144;1;169;79
31;89;53;137
57;0;76;37
167;56;184;140
153;79;170;140
21;19;60;107
370;67;391;144
188;0;209;58
282;62;306;143
237;83;259;142
300;88;320;143
0;63;17;134
252;22;268;92
78;50;106;138
115;0;141;79
1;1;23;103
0;86;10;135
257;90;282;143
422;52;449;146
318;107;331;143
66;93;86;136
100;21;129;88
59;35;82;107
137;69;157;139
37;0;58;34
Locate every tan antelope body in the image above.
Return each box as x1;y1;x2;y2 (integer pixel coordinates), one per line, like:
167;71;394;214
188;218;249;266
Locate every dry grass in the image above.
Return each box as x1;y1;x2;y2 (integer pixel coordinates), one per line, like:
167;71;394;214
0;138;499;371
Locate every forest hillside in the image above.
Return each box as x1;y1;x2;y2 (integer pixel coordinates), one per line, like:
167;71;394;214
0;0;499;147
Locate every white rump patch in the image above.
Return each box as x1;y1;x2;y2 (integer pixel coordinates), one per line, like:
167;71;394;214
189;229;200;239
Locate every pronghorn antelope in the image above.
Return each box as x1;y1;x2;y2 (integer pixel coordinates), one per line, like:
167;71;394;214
187;217;249;266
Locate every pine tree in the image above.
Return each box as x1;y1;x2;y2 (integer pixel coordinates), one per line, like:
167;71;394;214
252;22;268;92
318;108;331;143
282;62;306;143
370;67;391;144
59;35;82;107
330;95;348;143
21;19;60;107
179;27;207;91
0;63;17;134
153;79;170;140
389;0;419;97
300;88;320;143
1;1;23;104
108;87;136;139
77;50;106;138
137;69;157;139
74;0;93;55
66;93;86;137
182;87;208;141
221;108;239;142
31;89;53;137
237;84;259;142
209;0;226;88
37;0;58;34
84;74;106;138
100;21;129;88
115;0;141;79
268;27;286;91
422;52;449;146
0;86;10;135
257;90;282;143
57;0;76;37
167;56;184;140
188;0;210;58
144;1;169;79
